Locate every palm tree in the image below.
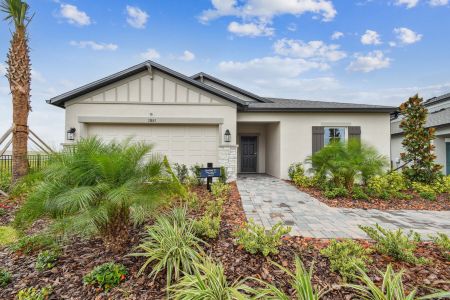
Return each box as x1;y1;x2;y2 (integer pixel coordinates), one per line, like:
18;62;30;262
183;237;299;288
1;0;33;182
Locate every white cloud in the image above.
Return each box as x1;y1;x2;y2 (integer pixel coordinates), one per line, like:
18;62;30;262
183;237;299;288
331;31;344;40
126;5;149;29
199;0;337;24
140;48;160;60
273;39;346;62
227;21;274;37
31;70;46;83
347;50;391;72
60;4;91;26
429;0;448;6
179;50;195;61
70;41;118;51
0;63;5;76
287;23;297;32
361;30;382;45
394;0;419;8
219;56;329;79
393;27;423;45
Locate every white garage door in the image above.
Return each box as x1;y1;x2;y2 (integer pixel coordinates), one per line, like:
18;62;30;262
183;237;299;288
87;124;219;166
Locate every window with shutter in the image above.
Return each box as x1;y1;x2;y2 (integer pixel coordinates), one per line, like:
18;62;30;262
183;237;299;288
312;126;324;154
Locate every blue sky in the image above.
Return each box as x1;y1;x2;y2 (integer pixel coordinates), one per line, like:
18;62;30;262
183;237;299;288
1;0;450;147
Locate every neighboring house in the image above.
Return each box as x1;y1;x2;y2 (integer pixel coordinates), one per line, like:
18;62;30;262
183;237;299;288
47;61;394;180
391;93;450;175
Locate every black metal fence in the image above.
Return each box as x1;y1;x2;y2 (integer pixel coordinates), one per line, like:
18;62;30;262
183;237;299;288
0;154;50;175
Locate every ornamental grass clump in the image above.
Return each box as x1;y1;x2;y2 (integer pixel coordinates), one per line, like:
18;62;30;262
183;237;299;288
234;219;291;256
169;257;250;299
320;239;372;282
130;207;204;287
14;137;179;252
429;233;450;261
83;262;127;292
359;224;427;264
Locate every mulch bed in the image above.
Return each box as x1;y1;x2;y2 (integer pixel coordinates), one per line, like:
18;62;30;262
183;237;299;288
1;183;449;299
288;181;450;211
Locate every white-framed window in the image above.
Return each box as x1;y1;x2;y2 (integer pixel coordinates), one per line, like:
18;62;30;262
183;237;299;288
324;127;346;145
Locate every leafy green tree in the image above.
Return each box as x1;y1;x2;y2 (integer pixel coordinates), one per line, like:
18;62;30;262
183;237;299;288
15;138;179;252
307;139;387;190
399;94;442;183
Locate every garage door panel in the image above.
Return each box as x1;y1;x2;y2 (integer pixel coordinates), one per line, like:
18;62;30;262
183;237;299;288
87;124;218;166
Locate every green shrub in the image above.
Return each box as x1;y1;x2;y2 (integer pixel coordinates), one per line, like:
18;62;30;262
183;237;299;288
10;233;59;255
169;258;249;299
320;239;372;282
14;138;179;251
324;186;348;199
17;286;52;300
352;186;369;200
0;207;6;216
182;191;200;210
205;197;224;217
288;162;305;180
130;207;204;287
0;268;11;287
219;166;228;183
419;191;436;201
251;256;326;300
367;172;408;199
307;139;387;190
193;214;221;239
0;225;18;246
293;173;313;188
173;163;189;184
83;262;127;292
347;264;450;300
211;181;231;198
412;182;438;200
234;219;291;256
189;164;203;186
430;233;450;261
0;171;11;192
359;224;427;264
35;250;59;271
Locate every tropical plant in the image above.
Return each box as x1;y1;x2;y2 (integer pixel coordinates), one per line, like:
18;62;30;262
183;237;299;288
14;138;178;251
174;163;189;184
429;233;450;261
0;268;11;287
169;257;249;300
346;264;450;300
35;249;59;271
307;139;387;191
320;239;372;282
399;95;442;183
17;286;52;300
1;0;33;182
359;224;427;264
234;219;291;256
83;262;127;292
252;256;327;300
130;207;204;287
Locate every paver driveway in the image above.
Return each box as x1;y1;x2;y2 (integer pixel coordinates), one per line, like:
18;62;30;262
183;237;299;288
237;174;450;239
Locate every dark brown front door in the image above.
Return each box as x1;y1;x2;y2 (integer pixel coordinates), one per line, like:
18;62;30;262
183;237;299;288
241;136;257;172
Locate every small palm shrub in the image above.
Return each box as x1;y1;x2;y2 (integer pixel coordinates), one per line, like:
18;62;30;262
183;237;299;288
320;239;372;282
10;233;59;255
430;233;450;261
83;262;127;292
17;286;52;300
234;219;291;256
174;163;189;184
130;207;204;287
169;258;249;299
35;250;59;271
347;264;450;300
359;224;427;264
252;256;327;300
15;138;179;251
0;268;11;287
307;139;387;190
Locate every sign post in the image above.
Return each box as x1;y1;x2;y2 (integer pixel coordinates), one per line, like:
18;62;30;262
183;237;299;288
199;163;222;192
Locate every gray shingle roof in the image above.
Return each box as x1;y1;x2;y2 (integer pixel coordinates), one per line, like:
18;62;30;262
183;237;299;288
391;107;450;135
424;93;450;107
243;97;395;113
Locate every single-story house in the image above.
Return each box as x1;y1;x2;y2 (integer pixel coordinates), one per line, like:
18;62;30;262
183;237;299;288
47;61;395;180
391;93;450;175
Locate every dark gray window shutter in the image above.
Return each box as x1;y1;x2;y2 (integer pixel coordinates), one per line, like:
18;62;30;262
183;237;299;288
312;126;324;154
348;126;361;141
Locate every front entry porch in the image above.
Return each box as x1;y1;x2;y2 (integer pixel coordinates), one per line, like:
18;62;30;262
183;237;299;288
237;122;280;178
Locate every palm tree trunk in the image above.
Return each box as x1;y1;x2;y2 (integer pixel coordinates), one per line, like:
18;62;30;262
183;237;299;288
7;26;31;182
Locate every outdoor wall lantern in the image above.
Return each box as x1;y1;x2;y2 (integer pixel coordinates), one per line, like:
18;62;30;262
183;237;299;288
224;129;231;143
67;128;76;141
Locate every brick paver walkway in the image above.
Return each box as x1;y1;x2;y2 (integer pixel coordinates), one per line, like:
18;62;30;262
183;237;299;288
237;174;450;239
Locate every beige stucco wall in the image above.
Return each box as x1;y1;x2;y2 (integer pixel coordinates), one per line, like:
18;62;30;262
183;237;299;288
237;112;391;179
265;122;281;178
